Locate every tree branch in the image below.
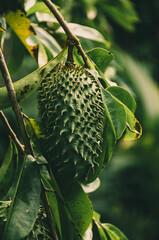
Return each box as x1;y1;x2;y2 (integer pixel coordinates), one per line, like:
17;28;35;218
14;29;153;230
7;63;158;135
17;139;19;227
0;110;24;154
0;48;33;155
42;0;90;68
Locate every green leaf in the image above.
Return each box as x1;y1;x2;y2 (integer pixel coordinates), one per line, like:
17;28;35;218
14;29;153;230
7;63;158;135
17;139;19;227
5;10;38;58
0;140;13;183
0;140;18;200
41;168;62;240
101;88;127;140
103;118;116;166
57;23;107;44
81;178;100;193
25;118;45;154
35;12;57;23
48;169;93;240
107;86;136;113
32;25;62;57
38;42;48;66
3;155;41;240
101;223;128;240
93;219;108;240
0;46;67;109
7;31;26;74
26;2;59;16
105;86;142;141
86;48;113;73
102;0;139;31
124;107;142;141
58;180;93;238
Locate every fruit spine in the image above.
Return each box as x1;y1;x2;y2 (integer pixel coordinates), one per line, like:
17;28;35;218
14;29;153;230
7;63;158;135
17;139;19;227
38;63;107;183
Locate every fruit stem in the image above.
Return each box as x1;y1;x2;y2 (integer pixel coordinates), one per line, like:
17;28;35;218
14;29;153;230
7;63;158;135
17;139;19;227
66;39;75;64
42;0;91;68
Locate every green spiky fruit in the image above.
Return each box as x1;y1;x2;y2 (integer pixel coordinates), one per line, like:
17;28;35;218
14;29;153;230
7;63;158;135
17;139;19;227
38;63;107;183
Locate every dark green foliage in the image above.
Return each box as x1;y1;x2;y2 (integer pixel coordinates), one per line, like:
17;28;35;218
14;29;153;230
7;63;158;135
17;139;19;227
38;63;106;183
0;0;24;14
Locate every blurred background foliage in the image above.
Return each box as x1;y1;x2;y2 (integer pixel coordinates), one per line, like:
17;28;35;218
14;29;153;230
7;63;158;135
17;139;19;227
0;0;159;239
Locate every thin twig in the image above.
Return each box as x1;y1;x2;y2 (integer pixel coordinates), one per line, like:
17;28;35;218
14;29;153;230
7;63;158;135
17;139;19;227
0;48;33;155
42;0;90;68
0;110;24;154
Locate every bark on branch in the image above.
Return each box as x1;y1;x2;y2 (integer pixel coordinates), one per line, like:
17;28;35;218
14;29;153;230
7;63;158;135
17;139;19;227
42;0;90;68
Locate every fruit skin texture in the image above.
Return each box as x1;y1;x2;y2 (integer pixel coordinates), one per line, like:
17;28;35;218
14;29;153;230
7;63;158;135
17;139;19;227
38;63;107;183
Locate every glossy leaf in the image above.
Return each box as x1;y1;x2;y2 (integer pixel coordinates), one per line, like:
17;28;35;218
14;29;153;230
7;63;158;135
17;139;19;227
33;25;62;57
107;86;136;113
102;223;128;240
83;224;93;240
124;107;142;141
101;88;127;140
0;46;67;109
26;2;53;15
47;168;93;240
5;10;38;57
3;155;41;240
0;140;18;200
38;42;48;66
105;86;142;140
35;12;57;23
57;23;107;44
81;178;100;193
86;48;113;73
59;181;93;237
93;219;108;240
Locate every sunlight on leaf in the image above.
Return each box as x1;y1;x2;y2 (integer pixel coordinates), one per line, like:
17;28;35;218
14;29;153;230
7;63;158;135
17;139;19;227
5;10;38;58
57;23;109;45
102;223;128;240
0;26;6;32
25;118;45;150
81;178;100;193
26;1;59;16
33;25;62;57
124;107;142;141
35;12;57;22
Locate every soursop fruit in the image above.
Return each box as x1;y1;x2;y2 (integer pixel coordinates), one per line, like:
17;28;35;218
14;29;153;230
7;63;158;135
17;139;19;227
38;63;107;183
